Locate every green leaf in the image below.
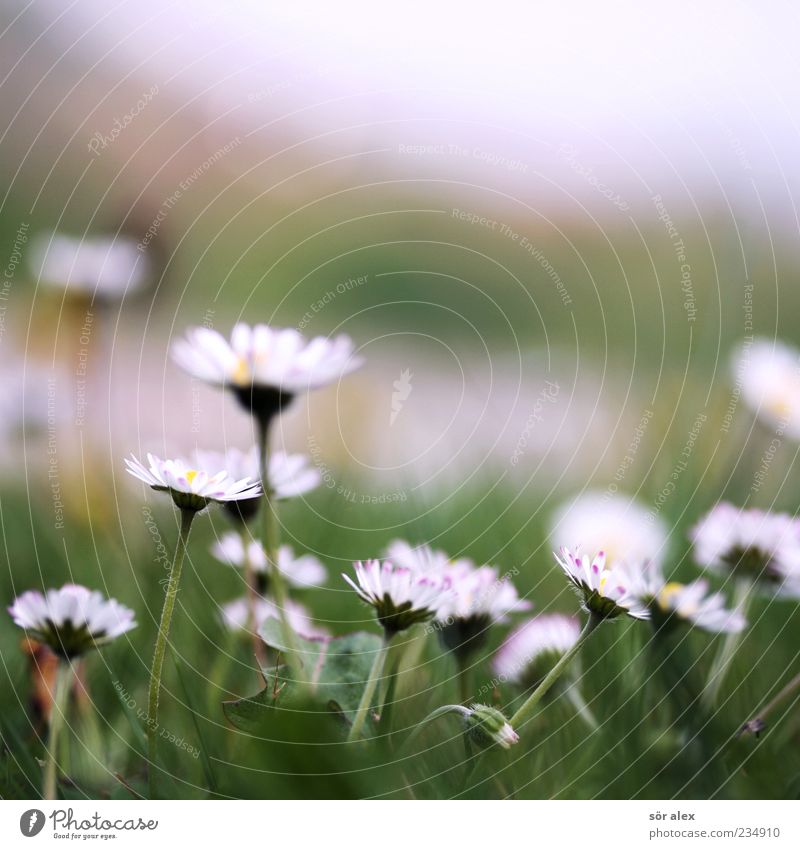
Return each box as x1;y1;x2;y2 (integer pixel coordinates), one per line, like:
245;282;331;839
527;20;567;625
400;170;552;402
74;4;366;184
223;623;383;732
316;631;383;719
223;682;278;733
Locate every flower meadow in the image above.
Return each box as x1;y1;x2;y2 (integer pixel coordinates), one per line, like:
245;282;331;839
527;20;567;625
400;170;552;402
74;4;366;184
3;319;800;801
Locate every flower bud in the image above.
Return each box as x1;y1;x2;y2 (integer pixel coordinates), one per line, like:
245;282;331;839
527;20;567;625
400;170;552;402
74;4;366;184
463;703;519;750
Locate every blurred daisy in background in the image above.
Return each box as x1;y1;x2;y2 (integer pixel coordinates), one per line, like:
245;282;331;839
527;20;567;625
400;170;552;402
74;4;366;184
430;560;531;660
221;595;327;640
212;533;327;589
493;613;581;686
493;613;596;729
195;446;321;500
384;539;455;573
690;503;800;598
629;567;747;633
656;580;747;634
31;232;149;300
550;491;668;569
733;338;800;439
8;584;136;658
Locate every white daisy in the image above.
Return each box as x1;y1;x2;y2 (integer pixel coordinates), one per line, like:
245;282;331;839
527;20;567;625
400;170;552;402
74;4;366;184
384;540;530;654
554;546;650;620
656;580;747;634
8;584;136;657
171;324;363;419
211;533;327;589
32;232;148;299
194;446;321;500
493;614;581;684
125;452;261;512
434;561;532;658
550;491;668;568
343;559;454;635
733;337;800;438
384;539;455;573
221;595;328;640
690;503;800;596
436;561;532;624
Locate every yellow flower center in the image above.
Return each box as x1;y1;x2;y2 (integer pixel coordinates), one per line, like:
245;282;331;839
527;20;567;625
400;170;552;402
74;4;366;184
766;395;792;421
658;581;698;617
185;470;199;486
232;356;250;386
658;581;683;609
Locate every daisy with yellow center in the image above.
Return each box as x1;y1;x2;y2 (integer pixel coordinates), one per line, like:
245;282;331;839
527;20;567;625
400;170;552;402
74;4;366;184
734;337;800;439
125;452;261;512
125;451;261;794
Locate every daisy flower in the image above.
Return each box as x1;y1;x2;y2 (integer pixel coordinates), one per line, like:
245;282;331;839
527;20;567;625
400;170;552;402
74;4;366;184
554;546;650;621
125;452;261;512
656;580;747;634
550;492;668;568
690;503;800;596
8;584;136;658
195;446;320;500
434;561;532;659
493;614;581;685
31;232;149;299
384;539;455;573
733;337;800;439
221;595;328;640
172;323;363;421
195;446;321;523
343;559;454;636
344;561;454;740
384;540;530;657
211;533;327;589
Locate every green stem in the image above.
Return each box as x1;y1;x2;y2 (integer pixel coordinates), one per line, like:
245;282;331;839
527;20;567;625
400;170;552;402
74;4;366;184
403;703;471;752
147;507;195;798
563;680;599;731
348;634;393;741
256;417;300;682
43;662;72;800
740;668;800;736
239;526;267;669
456;654;472;705
510;613;601;730
702;579;753;709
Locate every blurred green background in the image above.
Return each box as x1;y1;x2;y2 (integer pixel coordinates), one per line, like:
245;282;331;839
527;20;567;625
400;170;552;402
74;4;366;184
2;0;800;800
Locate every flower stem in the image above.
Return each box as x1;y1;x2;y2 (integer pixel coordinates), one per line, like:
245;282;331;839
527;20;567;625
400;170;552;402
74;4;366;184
147;507;195;797
510;613;601;731
563;681;599;731
256;416;300;682
702;578;753;709
239;526;267;669
402;703;471;752
739;668;800;736
348;634;394;741
456;654;472;705
43;661;72;800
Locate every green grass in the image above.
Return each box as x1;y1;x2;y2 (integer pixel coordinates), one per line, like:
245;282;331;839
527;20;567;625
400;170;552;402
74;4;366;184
2;403;800;800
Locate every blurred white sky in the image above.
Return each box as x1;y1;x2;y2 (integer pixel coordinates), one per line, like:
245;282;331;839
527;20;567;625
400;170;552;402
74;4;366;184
41;0;798;185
